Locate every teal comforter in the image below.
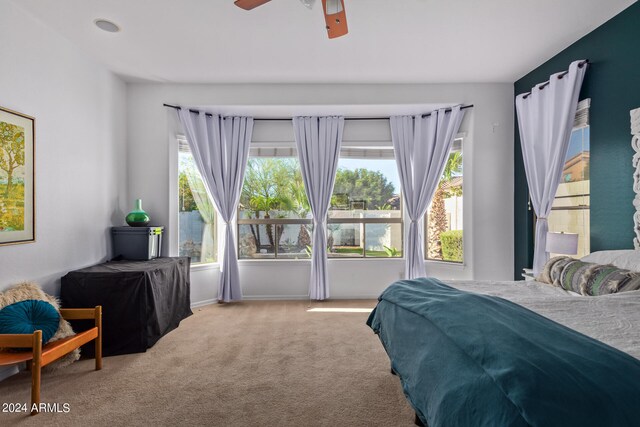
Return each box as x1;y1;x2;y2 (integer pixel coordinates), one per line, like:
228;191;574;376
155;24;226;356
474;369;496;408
367;278;640;427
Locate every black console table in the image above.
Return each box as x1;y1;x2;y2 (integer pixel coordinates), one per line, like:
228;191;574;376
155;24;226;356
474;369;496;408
61;257;192;357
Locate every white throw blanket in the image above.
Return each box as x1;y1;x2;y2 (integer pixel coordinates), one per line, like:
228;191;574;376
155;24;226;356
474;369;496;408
445;279;640;359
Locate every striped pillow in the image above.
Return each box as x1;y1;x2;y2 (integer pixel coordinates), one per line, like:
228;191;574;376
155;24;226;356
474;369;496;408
537;256;574;286
560;260;640;296
560;260;598;294
537;257;640;296
591;266;640;295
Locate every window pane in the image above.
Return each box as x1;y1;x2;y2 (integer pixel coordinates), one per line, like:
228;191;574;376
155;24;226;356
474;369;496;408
328;223;364;257
179;151;217;264
328;157;403;258
239;157;310;220
277;224;312;259
548;126;590;258
239;224;275;259
426;146;463;262
238;155;403;260
329;158;401;217
365;223;402;257
548;210;590;258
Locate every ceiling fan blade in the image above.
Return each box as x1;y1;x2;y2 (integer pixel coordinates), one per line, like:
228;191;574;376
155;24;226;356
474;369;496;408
234;0;271;11
322;0;348;39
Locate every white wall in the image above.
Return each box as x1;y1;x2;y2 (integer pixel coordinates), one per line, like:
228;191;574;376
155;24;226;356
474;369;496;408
127;83;514;303
0;1;127;294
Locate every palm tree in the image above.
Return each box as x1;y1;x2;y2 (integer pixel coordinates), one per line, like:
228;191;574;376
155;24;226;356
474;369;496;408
249;193;293;249
427;151;462;259
241;158;296;250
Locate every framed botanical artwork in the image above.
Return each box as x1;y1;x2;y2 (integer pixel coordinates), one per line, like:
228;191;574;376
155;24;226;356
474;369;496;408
0;106;35;245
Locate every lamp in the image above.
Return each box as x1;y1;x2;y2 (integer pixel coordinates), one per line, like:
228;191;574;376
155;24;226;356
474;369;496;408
546;232;579;255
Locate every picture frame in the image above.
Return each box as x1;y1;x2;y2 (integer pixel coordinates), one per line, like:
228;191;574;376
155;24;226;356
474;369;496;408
0;106;35;246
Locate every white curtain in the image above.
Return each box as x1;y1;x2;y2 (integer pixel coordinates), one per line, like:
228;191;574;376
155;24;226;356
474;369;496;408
177;110;253;302
183;159;216;263
390;106;465;279
293;116;344;300
516;60;587;275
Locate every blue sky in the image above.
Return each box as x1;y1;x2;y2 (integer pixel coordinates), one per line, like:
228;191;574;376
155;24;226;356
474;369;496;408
338;158;401;194
566;126;590;160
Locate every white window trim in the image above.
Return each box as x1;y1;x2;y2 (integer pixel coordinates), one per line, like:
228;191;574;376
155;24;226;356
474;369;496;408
238;135;403;260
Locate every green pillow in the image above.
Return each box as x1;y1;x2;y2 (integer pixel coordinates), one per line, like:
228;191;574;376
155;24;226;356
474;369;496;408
559;260;640;296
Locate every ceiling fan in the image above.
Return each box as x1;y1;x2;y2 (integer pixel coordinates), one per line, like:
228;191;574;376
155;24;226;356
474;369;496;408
234;0;348;39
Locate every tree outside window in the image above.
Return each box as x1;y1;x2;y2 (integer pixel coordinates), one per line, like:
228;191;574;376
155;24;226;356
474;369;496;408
238;156;402;259
426;142;464;263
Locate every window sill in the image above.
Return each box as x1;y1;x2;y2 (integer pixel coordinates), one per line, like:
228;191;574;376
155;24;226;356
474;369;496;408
425;259;466;268
238;257;405;263
328;257;404;262
190;263;220;272
238;258;310;264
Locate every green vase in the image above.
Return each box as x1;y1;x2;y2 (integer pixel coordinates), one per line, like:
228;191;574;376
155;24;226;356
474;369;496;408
126;199;150;227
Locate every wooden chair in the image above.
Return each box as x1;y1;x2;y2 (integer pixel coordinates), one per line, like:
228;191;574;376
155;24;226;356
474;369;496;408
0;306;102;415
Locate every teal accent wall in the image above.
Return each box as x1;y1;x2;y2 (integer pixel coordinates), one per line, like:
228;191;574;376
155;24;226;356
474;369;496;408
514;2;640;278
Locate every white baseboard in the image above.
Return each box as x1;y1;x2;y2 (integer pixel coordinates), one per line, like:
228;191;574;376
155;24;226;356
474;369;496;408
242;294;309;300
326;295;381;300
243;294;380;300
190;294;380;306
0;365;19;382
190;298;218;309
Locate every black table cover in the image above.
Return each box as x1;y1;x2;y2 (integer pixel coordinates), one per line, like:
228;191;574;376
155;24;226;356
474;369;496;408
61;257;192;357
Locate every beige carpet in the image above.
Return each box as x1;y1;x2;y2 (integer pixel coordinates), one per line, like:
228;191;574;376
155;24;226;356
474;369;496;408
0;300;415;426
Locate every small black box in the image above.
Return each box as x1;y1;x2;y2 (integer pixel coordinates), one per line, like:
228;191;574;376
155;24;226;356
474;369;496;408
111;226;164;260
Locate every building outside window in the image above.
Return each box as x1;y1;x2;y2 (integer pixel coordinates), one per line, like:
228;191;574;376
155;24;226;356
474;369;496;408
425;138;464;263
547;100;590;258
178;141;217;264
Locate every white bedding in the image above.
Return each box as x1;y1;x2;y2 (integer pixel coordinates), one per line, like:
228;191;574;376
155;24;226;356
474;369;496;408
444;279;640;359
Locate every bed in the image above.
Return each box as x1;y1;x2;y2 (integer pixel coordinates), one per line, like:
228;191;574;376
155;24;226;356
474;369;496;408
367;276;640;427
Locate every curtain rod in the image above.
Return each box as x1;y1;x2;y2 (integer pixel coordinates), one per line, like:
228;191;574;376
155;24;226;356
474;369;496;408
521;60;589;99
162;103;473;121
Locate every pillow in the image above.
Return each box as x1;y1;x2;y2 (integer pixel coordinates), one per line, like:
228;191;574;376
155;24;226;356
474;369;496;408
0;300;60;344
558;260;640;296
0;282;79;368
580;250;635;265
588;266;640;295
559;260;600;294
609;250;640;272
536;256;574;285
537;256;640;296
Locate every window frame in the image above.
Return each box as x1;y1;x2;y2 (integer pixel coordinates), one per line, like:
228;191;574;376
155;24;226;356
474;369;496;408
237;151;404;260
544;117;591;256
533;99;591;257
237;214;404;260
424;136;465;265
177;138;219;266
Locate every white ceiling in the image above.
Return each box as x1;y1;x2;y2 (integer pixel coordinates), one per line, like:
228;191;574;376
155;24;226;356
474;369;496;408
12;0;636;84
